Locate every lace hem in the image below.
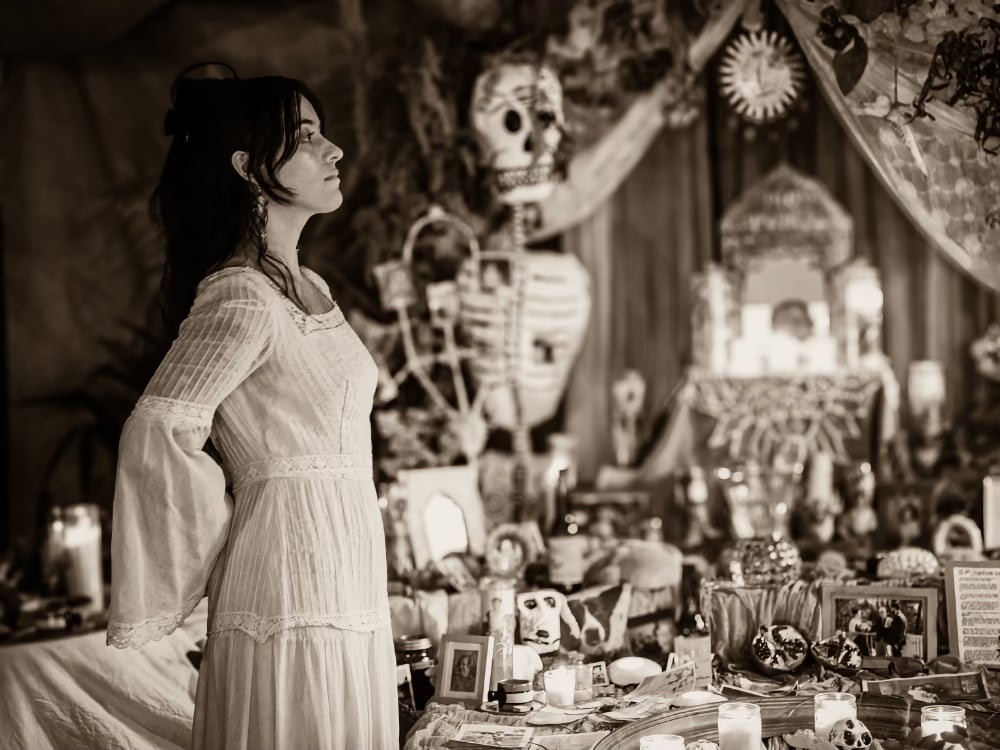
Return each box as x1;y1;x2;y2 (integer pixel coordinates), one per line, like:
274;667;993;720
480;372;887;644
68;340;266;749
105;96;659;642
231;453;373;489
210;608;390;642
133;395;213;429
106;589;204;650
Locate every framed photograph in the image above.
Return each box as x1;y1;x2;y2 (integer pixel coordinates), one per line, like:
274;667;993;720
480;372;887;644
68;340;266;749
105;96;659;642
372;259;417;311
862;670;991;704
589;660;610;688
396;664;415;711
944;560;1000;667
437;634;495;705
821;585;938;662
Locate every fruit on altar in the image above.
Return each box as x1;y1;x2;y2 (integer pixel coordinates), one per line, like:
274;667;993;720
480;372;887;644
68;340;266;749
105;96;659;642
749;623;809;673
811;630;863;671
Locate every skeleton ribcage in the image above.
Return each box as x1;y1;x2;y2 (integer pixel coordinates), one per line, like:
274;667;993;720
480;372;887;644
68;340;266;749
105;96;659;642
457;250;591;429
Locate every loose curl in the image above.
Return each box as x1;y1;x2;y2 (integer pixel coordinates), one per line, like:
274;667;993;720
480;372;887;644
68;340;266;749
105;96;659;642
151;63;325;337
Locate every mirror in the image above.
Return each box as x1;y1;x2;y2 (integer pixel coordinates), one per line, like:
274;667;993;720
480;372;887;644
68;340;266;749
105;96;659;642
399;465;487;569
692;163;884;376
424;492;470;560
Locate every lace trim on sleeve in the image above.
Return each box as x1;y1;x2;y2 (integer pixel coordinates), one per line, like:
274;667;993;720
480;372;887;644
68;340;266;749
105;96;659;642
133;395;214;430
106;589;204;650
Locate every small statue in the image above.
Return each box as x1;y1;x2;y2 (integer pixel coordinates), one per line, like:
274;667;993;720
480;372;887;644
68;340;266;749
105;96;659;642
611;370;646;468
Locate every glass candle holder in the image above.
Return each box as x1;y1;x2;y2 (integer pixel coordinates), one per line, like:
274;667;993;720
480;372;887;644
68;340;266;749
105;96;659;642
640;735;685;750
921;705;967;735
543;667;576;708
572;662;593;704
814;692;858;741
718;702;762;750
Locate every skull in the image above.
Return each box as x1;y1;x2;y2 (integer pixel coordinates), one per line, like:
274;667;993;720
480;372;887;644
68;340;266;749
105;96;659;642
829;718;873;750
470;61;565;205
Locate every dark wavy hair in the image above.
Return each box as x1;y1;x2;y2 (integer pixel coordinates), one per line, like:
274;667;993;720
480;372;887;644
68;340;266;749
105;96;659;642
151;63;325;337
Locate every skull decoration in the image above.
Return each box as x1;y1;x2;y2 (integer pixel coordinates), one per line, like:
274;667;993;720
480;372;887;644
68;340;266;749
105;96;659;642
470;61;566;205
828;718;873;750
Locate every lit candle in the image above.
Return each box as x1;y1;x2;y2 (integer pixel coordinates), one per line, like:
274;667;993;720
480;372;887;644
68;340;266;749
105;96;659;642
718;702;762;750
62;504;103;615
921;705;966;735
814;693;857;741
543;667;576;708
640;735;685;750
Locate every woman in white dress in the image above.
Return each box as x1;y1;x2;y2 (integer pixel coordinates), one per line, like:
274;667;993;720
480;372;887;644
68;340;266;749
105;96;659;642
105;66;398;749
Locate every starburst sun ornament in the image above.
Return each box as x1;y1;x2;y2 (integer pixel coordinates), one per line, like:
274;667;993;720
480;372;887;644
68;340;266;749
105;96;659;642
719;30;806;124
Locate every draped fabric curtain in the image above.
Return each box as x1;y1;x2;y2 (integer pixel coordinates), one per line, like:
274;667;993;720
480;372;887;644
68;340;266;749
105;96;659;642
777;0;1000;292
564;55;1000;478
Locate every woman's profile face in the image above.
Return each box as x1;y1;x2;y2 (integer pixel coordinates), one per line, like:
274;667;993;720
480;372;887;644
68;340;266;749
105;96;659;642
272;97;344;215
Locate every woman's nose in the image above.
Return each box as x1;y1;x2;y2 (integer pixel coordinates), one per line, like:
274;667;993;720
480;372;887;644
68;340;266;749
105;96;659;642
326;141;343;163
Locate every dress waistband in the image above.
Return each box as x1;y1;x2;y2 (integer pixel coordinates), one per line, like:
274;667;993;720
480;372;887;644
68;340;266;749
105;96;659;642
231;454;373;489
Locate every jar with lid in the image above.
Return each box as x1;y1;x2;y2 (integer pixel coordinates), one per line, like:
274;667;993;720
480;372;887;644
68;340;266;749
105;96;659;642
394;635;436;710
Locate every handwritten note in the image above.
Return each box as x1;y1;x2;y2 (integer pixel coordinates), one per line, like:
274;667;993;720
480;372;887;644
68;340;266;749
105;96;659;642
945;561;1000;667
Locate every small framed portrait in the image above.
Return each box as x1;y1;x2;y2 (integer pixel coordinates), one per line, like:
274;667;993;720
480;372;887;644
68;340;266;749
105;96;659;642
372;259;417;311
479;257;513;291
589;661;610;688
821;585;938;662
944;560;1000;668
425;280;460;327
437;634;495;705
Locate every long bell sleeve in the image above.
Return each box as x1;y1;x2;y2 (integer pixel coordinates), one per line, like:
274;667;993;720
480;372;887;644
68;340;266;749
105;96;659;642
106;275;275;649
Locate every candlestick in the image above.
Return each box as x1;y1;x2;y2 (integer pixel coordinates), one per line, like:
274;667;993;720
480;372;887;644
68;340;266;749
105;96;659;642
814;692;857;741
718;702;762;750
921;705;966;735
640;735;685;750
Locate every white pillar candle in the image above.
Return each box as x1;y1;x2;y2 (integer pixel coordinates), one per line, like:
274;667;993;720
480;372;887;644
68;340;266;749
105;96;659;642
543;667;576;708
62;504;103;614
814;692;857;741
921;705;966;735
718;702;762;750
640;735;685;750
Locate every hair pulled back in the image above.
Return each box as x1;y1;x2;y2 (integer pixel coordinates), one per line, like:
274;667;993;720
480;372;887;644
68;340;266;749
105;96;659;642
151;63;325;337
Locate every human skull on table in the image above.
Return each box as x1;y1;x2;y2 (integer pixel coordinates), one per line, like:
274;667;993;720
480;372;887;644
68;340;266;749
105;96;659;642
829;717;873;750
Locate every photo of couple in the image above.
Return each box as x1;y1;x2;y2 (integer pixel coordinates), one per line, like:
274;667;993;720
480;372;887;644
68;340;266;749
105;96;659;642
837;597;926;659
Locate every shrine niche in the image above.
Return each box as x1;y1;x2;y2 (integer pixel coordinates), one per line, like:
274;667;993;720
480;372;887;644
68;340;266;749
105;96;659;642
644;164;893;475
692;163;884;379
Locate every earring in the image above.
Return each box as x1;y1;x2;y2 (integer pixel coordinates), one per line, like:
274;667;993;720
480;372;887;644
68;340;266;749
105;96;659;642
253;184;268;246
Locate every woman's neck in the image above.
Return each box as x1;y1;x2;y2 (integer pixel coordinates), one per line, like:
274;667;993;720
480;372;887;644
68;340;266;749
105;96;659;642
264;204;311;276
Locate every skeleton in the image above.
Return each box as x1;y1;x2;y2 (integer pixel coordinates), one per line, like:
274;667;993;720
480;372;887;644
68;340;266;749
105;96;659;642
469;60;590;519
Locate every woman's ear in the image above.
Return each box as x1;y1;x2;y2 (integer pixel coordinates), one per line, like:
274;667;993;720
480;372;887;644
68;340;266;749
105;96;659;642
231;150;251;181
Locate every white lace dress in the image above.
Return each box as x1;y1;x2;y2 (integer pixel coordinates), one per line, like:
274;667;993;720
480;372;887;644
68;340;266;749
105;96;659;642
106;266;398;750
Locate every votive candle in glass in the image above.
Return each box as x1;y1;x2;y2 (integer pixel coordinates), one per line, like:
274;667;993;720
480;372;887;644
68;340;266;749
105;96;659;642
639;735;685;750
543;667;576;708
814;692;857;741
718;702;762;750
921;705;967;735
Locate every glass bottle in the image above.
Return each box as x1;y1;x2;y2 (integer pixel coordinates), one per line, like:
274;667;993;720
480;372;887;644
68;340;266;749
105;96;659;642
547;468;585;595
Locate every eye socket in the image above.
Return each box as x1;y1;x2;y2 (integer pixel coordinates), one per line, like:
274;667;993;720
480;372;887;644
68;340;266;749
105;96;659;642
524;599;538;609
503;109;522;133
